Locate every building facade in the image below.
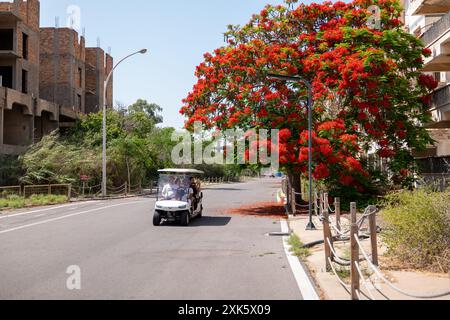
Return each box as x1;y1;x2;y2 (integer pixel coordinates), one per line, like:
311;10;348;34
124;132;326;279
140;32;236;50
404;0;450;158
0;0;113;155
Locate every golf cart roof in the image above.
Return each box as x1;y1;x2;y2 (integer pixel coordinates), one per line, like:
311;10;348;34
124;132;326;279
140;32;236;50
158;169;205;175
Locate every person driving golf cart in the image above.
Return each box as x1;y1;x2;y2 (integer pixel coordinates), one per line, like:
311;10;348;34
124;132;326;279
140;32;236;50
161;176;178;200
154;169;204;226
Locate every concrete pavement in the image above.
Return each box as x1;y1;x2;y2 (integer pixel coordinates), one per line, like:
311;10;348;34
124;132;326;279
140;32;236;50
0;179;308;300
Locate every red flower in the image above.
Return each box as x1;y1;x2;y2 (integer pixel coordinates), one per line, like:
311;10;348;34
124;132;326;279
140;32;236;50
318;144;333;157
340;175;354;186
422;48;432;57
278;128;292;143
313;163;330;180
400;169;409;177
418;74;438;90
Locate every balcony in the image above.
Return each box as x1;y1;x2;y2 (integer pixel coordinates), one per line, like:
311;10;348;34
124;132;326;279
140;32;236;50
422;11;450;71
425;84;450;129
0;2;21;22
422;11;450;46
432;84;450;111
410;0;450;16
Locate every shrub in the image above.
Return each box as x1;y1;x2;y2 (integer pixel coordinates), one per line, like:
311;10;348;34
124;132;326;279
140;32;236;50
381;188;450;273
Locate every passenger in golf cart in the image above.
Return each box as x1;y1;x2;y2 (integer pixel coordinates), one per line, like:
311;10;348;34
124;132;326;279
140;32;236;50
153;169;204;226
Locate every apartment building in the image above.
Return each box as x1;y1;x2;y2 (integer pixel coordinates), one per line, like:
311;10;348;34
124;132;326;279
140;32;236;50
0;0;113;155
404;0;450;158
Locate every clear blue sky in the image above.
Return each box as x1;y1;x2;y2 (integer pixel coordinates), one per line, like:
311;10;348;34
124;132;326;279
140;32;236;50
40;0;316;128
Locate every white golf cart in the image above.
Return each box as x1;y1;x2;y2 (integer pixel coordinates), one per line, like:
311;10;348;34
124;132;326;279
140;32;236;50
153;169;204;226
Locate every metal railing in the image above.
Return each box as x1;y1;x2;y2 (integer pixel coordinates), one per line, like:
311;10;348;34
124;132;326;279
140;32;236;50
0;185;21;198
422;10;450;47
23;184;71;198
0;184;72;199
431;84;450;111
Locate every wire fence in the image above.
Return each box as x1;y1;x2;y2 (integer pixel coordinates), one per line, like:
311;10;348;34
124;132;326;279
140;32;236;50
0;185;21;198
315;192;450;300
0;184;73;199
0;175;243;201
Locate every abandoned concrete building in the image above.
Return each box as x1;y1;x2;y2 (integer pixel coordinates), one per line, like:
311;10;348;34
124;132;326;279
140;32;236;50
0;0;113;156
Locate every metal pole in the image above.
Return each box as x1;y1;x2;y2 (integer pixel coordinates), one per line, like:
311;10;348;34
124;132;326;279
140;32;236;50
102;86;107;197
306;85;316;230
101;49;147;198
267;73;316;230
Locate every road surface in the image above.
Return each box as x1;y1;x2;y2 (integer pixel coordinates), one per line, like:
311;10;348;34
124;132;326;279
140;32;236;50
0;178;308;300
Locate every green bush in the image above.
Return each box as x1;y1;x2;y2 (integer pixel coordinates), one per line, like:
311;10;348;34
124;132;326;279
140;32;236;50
381;188;450;273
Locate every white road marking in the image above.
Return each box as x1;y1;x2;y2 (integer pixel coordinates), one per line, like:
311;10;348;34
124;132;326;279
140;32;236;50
0;201;148;235
0;202;96;220
281;219;320;301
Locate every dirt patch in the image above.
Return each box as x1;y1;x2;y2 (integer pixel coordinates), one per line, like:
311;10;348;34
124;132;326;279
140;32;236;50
225;202;288;219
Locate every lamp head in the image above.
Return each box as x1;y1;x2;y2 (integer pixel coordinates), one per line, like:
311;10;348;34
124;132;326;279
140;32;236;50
139;49;148;54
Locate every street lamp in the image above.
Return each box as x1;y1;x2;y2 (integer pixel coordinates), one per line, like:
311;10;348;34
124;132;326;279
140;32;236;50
267;73;316;231
102;49;148;198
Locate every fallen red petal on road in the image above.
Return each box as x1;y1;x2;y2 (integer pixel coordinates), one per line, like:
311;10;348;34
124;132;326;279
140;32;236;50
225;202;288;220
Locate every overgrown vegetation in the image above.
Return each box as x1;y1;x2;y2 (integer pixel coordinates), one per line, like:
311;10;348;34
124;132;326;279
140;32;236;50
0;100;247;192
19;100;175;188
381;188;450;273
0;155;22;186
0;194;68;209
288;234;311;259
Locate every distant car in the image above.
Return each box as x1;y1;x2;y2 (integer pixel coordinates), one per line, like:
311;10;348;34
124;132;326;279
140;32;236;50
153;169;204;227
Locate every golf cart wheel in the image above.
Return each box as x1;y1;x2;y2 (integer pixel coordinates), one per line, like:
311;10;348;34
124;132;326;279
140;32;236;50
153;211;161;226
181;211;190;226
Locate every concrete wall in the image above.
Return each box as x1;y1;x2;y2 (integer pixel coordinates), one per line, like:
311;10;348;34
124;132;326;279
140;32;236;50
85;48;113;114
3;104;32;146
34;111;57;142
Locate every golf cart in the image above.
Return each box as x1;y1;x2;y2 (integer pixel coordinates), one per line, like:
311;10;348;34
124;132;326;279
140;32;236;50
153;169;204;226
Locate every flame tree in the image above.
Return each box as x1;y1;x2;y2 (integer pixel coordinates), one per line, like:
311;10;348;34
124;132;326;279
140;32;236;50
181;0;436;199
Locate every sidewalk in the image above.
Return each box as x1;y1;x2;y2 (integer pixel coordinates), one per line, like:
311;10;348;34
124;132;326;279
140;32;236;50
288;215;450;300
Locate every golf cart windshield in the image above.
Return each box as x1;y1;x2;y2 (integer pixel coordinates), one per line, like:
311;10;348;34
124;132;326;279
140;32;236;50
157;174;191;201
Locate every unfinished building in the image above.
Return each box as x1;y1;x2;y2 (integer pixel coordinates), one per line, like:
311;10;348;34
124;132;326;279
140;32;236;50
0;0;113;155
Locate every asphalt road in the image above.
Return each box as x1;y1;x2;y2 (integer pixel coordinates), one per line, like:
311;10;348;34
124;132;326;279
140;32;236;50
0;178;304;300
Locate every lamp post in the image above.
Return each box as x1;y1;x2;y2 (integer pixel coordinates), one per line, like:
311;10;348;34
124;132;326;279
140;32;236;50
102;49;148;198
267;73;316;230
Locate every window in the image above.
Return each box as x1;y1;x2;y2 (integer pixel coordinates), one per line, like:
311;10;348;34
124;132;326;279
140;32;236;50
78;67;82;87
77;94;82;111
22;69;28;94
0;66;13;88
22;33;28;60
0;29;13;51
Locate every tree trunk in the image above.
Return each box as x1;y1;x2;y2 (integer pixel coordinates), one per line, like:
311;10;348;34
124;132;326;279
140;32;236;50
287;172;302;214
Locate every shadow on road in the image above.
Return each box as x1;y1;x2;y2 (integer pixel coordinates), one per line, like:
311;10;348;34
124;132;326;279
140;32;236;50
161;216;232;228
191;216;232;227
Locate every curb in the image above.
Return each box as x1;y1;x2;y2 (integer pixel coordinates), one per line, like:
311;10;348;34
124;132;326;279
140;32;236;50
281;219;321;300
285;216;324;300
